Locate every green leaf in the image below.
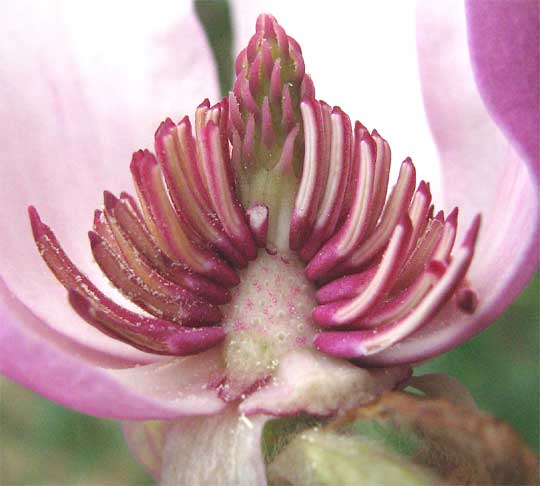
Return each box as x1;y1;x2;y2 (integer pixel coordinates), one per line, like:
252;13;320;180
194;0;234;95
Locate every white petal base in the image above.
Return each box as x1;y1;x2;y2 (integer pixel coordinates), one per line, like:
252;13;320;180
160;408;269;486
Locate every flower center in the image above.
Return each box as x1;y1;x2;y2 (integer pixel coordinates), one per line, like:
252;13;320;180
29;13;480;371
221;251;316;398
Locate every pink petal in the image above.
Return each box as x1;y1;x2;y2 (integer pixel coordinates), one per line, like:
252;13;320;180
159;408;268;485
0;0;219;361
465;0;539;173
358;1;539;365
240;349;409;417
0;276;226;419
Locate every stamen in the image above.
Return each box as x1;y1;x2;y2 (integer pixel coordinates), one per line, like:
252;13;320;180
299;107;353;262
432;207;458;262
364;130;391;234
315;265;379;304
289;99;326;250
404;181;432;258
338;121;368;222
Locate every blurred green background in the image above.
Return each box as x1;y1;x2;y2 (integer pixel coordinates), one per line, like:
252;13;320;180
1;2;538;484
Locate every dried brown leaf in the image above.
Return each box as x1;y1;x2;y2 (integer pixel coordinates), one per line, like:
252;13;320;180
329;391;539;485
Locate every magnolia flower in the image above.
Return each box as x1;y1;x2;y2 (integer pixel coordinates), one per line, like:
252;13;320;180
0;1;537;484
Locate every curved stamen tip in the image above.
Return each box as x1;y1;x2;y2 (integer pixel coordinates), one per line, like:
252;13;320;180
28;205;44;240
103;190;118;212
87;229;101;249
198;98;211;110
447;206;459;225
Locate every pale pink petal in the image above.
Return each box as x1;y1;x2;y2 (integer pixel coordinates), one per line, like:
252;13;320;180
0;281;226;418
357;1;539;365
240;349;409;417
466;0;539;172
0;0;219;362
160;408;268;486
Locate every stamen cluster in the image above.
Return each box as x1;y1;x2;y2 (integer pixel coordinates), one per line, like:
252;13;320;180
29;14;479;368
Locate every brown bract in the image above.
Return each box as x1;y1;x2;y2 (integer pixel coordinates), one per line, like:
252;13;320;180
330;392;540;485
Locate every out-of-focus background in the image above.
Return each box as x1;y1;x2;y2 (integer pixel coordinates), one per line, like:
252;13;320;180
1;1;538;484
